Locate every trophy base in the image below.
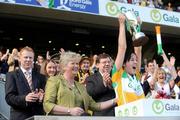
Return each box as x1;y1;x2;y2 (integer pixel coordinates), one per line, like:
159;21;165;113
133;32;149;47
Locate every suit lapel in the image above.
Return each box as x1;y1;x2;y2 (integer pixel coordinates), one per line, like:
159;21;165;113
96;71;112;89
32;70;38;91
96;72;104;87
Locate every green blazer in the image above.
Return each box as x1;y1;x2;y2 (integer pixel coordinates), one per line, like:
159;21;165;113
43;75;100;114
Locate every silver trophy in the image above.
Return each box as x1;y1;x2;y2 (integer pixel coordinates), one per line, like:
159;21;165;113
125;11;148;47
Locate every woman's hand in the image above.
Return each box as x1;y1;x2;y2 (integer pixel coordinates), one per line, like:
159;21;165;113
69;107;84;116
170;56;176;66
118;13;126;25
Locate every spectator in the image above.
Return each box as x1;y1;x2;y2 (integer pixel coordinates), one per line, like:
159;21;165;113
43;51;116;116
165;2;173;11
151;50;177;99
37;55;45;66
141;59;156;96
40;59;58;78
7;48;19;72
131;0;141;5
75;56;92;85
34;55;45;72
154;0;164;9
152;67;173;99
5;46;46;120
90;54;98;74
0;49;9;74
86;53;116;116
175;67;180;99
175;67;180;87
147;0;155;8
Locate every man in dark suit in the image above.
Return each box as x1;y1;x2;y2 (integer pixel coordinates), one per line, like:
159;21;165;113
5;46;46;120
86;53;116;116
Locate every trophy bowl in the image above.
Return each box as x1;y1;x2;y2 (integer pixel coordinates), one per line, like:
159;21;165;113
133;32;149;47
125;11;149;47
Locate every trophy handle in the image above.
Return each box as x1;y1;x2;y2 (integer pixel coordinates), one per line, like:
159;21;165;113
126;20;132;34
132;25;138;33
125;11;149;46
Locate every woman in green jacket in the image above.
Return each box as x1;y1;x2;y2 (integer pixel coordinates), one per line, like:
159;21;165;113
43;51;116;116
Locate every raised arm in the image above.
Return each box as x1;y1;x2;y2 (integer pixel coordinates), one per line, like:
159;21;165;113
151;60;158;89
115;14;127;70
161;50;177;80
1;49;9;61
46;51;51;60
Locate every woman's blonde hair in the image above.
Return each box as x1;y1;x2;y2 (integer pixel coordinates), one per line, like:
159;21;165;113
12;48;19;56
59;51;81;72
155;67;166;82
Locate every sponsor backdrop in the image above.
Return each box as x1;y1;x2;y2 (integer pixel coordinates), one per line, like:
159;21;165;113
0;0;179;27
115;99;180;117
98;0;180;28
0;0;99;14
54;0;99;14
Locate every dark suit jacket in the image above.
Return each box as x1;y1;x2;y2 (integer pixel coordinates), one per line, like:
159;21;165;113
86;71;115;116
5;68;46;120
142;80;150;96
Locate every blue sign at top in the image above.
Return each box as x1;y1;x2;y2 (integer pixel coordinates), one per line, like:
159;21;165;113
15;0;48;7
54;0;99;14
3;0;99;14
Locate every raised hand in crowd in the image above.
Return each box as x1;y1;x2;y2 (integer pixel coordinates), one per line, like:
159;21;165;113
1;49;9;61
59;48;65;55
46;51;51;60
170;56;176;66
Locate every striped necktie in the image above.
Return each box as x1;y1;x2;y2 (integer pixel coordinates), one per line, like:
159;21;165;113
24;71;32;90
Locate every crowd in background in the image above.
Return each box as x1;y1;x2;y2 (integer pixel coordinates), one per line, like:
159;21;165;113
0;14;180;120
0;36;180;119
111;0;180;12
